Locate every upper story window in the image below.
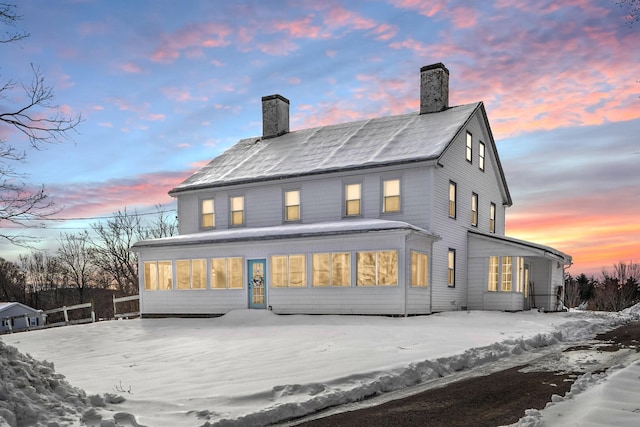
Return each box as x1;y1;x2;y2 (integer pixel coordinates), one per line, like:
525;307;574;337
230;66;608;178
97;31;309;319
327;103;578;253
230;196;244;226
466;131;473;163
479;142;486;172
201;199;215;228
345;183;361;216
383;179;400;213
490;202;496;233
471;192;478;227
284;190;300;222
448;249;456;287
448;181;457;218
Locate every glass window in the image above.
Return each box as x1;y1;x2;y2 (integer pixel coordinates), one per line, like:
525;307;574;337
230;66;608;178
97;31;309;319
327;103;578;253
479;142;486;171
345;183;361;216
383;179;400;213
356;250;398;286
466;131;472;162
312;253;351;287
177;260;190;290
411;251;428;287
501;256;513;291
158;261;173;290
449;181;457;218
516;257;524;293
471;192;478;227
271;255;306;287
202;199;215;228
284;190;300;221
176;259;207;290
211;257;243;289
143;261;158;290
448;249;456;287
488;256;499;291
230;196;244;226
490;202;496;233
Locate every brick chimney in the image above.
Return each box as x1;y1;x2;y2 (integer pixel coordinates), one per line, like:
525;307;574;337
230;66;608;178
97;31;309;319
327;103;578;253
420;63;449;114
262;94;290;139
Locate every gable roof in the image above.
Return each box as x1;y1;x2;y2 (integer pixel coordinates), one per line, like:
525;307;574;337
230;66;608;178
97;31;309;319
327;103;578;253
0;302;40;314
171;102;496;195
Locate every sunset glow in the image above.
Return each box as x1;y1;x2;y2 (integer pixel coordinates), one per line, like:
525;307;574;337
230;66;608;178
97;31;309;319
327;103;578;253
1;1;638;277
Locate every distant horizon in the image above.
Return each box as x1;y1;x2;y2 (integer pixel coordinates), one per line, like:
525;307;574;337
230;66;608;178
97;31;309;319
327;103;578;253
1;0;638;278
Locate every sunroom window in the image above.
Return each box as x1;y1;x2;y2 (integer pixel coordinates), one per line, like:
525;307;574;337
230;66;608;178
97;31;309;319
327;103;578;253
271;254;306;287
488;256;499;291
211;257;243;289
312;252;351;287
176;259;206;290
501;256;513;291
143;261;173;291
356;250;398;286
411;251;428;287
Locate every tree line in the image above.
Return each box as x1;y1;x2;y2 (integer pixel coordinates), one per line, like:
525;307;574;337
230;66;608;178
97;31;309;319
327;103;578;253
0;208;176;317
564;261;640;311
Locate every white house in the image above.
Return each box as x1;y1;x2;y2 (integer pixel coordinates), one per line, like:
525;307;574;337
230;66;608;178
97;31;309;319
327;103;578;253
132;63;571;316
0;302;45;333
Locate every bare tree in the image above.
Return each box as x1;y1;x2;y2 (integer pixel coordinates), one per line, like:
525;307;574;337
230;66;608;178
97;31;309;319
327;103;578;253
19;250;62;292
90;206;176;294
0;257;26;303
57;231;95;301
1;3;81;244
616;0;640;26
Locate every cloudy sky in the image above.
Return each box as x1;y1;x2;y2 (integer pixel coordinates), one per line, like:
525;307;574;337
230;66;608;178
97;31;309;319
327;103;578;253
1;0;638;277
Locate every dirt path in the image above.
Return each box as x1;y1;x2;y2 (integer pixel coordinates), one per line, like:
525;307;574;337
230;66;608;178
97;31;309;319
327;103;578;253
284;321;640;427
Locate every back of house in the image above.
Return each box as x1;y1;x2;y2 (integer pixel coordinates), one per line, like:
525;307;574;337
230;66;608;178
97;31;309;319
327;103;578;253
132;63;571;317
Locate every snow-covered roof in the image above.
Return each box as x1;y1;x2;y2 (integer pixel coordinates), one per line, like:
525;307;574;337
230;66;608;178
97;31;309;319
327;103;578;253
171;102;481;194
0;302;40;314
131;219;440;250
468;229;572;264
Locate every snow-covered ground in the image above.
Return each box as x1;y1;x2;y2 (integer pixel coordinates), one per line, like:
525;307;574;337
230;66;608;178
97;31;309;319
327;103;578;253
2;305;640;427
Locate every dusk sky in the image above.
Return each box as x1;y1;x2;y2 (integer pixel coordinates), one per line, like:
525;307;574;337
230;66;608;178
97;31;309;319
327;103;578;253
1;0;638;277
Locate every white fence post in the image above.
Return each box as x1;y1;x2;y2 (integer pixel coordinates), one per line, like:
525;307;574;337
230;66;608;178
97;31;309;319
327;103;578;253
63;306;69;324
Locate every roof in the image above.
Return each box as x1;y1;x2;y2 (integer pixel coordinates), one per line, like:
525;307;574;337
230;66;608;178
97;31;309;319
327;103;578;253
468;229;572;264
170;102;483;194
0;302;40;314
131;219;440;250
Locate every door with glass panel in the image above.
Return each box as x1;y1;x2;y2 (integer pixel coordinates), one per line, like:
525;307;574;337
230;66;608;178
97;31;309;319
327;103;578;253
248;259;267;309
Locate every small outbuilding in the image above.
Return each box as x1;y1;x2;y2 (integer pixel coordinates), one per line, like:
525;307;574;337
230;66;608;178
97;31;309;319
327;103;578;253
0;302;45;334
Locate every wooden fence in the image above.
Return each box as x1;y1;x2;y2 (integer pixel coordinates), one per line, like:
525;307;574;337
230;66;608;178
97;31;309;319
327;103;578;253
44;301;95;328
113;294;140;319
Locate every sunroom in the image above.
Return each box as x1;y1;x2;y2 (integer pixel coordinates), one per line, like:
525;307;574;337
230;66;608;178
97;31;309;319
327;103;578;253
131;219;440;317
467;230;572;312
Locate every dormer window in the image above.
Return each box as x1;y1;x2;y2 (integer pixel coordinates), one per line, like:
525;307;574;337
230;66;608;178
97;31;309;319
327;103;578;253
345;183;361;216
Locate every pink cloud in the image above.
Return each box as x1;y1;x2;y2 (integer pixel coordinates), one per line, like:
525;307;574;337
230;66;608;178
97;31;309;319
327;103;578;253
120;62;143;74
273;16;325;39
161;87;208;103
149;22;232;64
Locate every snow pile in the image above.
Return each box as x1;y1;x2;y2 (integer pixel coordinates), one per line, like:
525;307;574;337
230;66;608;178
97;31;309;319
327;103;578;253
0;339;89;426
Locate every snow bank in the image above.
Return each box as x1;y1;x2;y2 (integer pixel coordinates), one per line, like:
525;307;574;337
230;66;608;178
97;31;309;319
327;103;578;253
0;339;89;426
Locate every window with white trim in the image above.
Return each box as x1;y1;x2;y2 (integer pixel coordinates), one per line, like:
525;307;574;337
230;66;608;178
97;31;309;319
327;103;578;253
449;181;457;218
271;254;306;287
411;251;428;287
490;202;496;233
143;261;173;291
211;257;243;289
356;250;398;286
488;256;499;291
312;252;351;287
201;199;215;228
345;183;361;216
382;179;400;213
230;196;244;226
471;192;478;227
176;259;206;290
501;256;513;291
448;249;456;287
284;190;300;222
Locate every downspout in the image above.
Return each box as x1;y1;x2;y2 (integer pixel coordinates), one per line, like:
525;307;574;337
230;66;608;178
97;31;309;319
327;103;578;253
403;234;409;317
